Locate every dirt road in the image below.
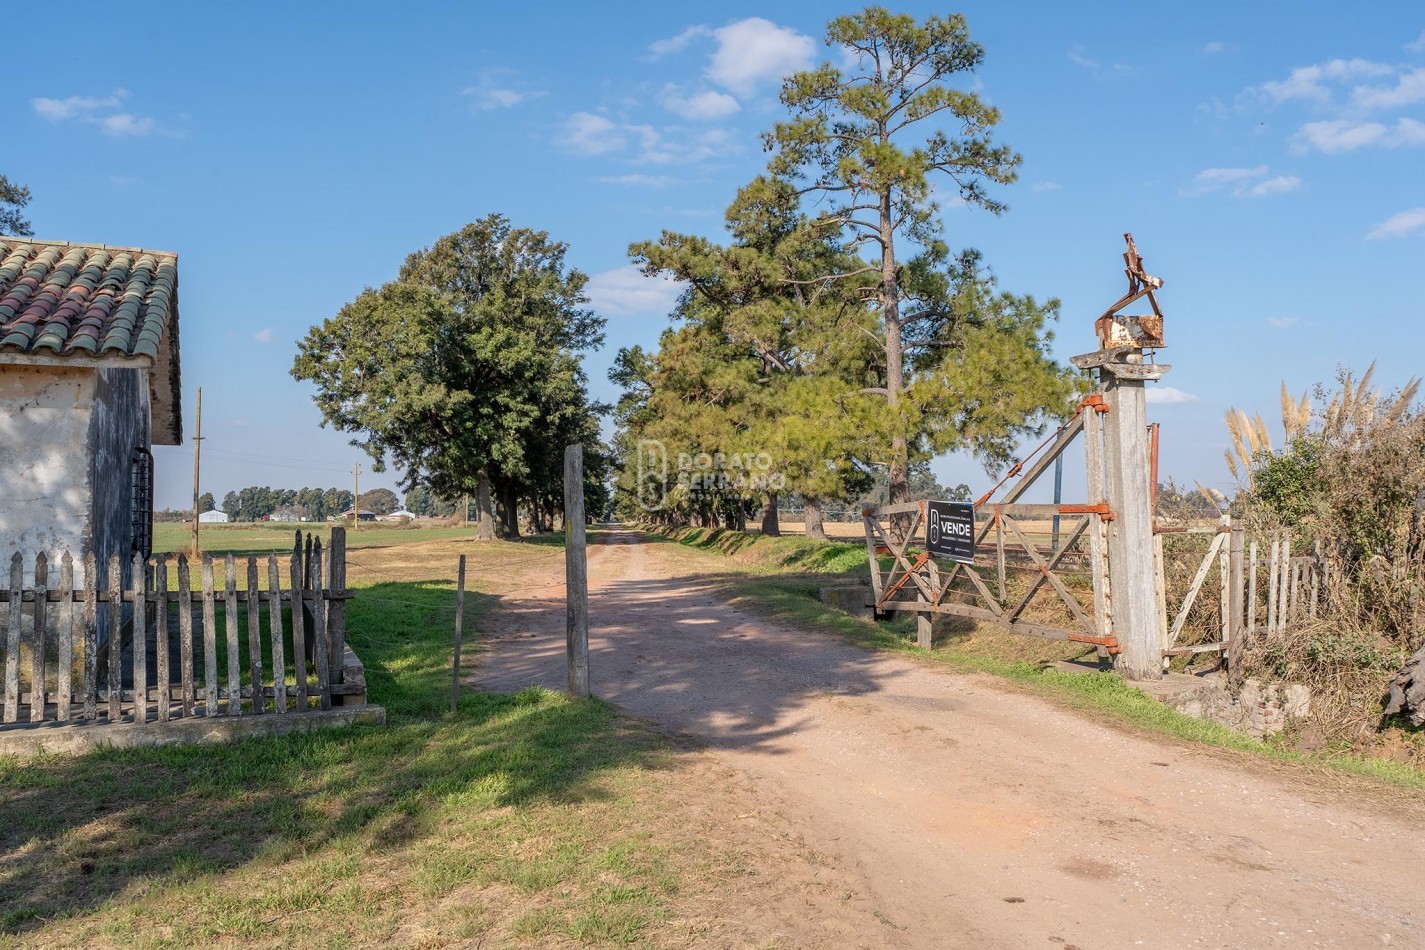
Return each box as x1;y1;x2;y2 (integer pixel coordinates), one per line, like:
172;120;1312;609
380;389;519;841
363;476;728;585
474;530;1423;949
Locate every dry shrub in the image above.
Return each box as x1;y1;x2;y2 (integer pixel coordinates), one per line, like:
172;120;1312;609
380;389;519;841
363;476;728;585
1228;366;1425;749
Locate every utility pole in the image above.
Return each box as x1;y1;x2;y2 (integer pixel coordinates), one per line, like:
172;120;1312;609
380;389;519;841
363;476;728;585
191;386;204;555
352;463;360;531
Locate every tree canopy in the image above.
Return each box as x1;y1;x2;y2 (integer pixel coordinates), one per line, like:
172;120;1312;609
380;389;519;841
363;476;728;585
762;7;1080;523
292;214;606;539
0;175;32;237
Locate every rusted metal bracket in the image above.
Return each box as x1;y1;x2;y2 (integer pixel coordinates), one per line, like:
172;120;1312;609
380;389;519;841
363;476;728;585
1059;503;1114;522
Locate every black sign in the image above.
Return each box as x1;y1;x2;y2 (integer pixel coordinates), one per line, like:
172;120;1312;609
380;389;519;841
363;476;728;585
926;500;975;564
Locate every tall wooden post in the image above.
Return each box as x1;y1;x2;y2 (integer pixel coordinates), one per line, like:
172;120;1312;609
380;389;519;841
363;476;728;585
1100;357;1168;680
191;386;203;554
1227;524;1246;677
564;444;590;698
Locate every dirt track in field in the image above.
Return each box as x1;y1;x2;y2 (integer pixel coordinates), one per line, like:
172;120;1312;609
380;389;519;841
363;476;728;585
473;529;1424;949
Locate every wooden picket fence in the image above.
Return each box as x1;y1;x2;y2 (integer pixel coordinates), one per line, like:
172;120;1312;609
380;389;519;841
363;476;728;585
1159;523;1324;658
0;529;354;726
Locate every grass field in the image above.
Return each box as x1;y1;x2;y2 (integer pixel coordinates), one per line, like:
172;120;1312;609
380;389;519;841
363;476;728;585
0;527;758;947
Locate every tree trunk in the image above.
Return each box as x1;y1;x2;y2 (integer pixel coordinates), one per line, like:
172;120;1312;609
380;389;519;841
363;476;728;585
761;492;780;536
879;185;911;543
497;483;521;540
474;473;496;541
734;503;746;532
804;496;827;541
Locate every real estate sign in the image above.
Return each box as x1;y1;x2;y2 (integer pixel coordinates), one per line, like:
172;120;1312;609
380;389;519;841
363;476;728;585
926;500;975;564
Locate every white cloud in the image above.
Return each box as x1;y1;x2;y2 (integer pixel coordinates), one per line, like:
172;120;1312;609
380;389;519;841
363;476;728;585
254;328;274;343
706;18;815;97
649;25;710;59
1407;30;1425;54
32;92;124;120
557;112;628;155
1293;117;1425;153
1031;181;1062;193
1067;46;1098;70
1180;165;1269;197
1258;58;1394;104
1267;316;1298;329
461;69;548;110
1145;386;1199;405
1350;67;1425;111
1203;41;1227;55
585;266;684;317
1366;207;1425;240
598;173;679;187
1180;166;1301;199
99;113;155;136
31;89;160;136
1242;174;1302;197
658;84;740;120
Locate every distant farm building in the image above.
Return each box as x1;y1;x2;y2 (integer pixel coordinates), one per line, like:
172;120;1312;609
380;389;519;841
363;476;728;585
338;509;377;522
198;510;229;523
377;509;416;521
0;239;181;579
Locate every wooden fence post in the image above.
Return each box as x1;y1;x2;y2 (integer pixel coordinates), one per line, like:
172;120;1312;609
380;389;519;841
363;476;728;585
290;535;308;711
5;552;20;723
327;528;347;700
58;552;74;722
246;556;263;714
177;554;194;718
224;554;241;715
155;557;169;722
201;557;218;717
131;551;147;724
31;552;47;722
1228;525;1245;671
1101;365;1162;680
565;444;590;699
267;555;287;714
108;555;122;721
451;554;466;714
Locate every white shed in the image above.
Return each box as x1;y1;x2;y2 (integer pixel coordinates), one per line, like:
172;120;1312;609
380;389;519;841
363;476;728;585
198;510;229;523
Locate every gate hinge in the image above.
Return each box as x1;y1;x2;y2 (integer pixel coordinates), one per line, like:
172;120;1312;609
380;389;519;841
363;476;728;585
1059;503;1114;522
1079;393;1109;414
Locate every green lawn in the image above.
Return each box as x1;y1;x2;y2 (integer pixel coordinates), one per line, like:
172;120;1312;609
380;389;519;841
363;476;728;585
0;534;708;947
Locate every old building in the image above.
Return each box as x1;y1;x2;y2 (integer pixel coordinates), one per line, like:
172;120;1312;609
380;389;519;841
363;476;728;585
0;239;181;581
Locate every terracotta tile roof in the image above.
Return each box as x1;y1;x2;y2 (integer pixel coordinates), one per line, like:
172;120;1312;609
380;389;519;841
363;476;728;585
0;239;178;360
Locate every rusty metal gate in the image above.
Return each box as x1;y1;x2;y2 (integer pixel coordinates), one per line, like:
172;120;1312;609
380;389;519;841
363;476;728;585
862;394;1119;654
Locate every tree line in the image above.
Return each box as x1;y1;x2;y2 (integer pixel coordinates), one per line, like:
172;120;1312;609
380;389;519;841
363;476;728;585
610;8;1080;540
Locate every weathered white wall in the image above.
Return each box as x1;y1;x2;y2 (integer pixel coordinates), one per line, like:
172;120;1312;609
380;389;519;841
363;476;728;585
0;366;96;578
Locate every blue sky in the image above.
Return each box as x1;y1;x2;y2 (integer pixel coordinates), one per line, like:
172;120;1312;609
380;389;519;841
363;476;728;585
9;2;1425;508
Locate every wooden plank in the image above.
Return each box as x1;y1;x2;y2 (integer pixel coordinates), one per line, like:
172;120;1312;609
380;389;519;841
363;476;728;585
1167;531;1226;647
83;552;97;720
1247;540;1258;640
6;551;22;723
57;552;73;722
1002;515;1097;635
268;555;287;714
1278;532;1292;633
999;414;1086;506
326;528;347;697
995;512;1006;600
224;554;241;715
131;551;147;724
311;538;331;711
246;556;263;715
1266;537;1279;638
451;554;466;714
30;552;47;722
108;555;122;722
861;517;885;604
1163;641;1228;656
177;555;195;718
201;557;219;717
1002;517;1090;626
154;557;169;722
1082;405;1112;640
565;444;590;698
1218;539;1230;644
1227;526;1245;667
1153;534;1170;650
289;536;308;710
